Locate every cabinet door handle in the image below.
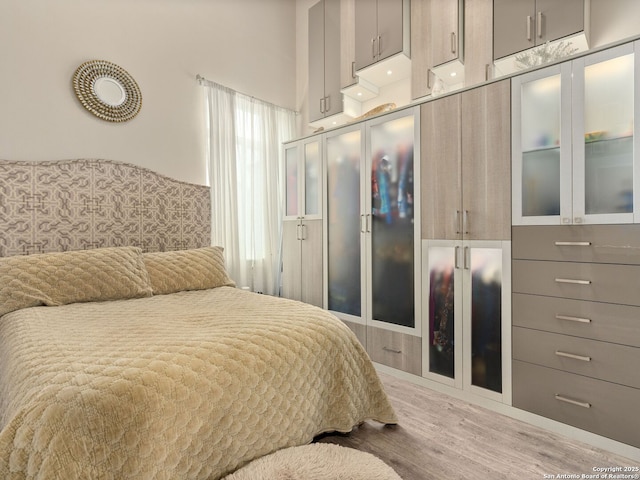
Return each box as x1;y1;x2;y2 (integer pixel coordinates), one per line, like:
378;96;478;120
555;278;591;285
555;351;591;362
360;214;366;233
463;210;469;235
464;246;470;270
378;35;382;56
326;95;331;112
455;246;461;269
371;37;377;59
555;314;592;324
352;61;356;79
382;346;402;354
320;97;325;113
455;210;461;235
555;394;591;409
296;223;302;240
300;224;307;241
367;214;371;233
427;69;432;90
451;32;456;54
526;15;532;41
537;11;543;38
485;64;491;82
554;241;592;247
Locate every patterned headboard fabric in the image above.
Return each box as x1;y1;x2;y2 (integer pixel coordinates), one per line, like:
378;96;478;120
0;159;211;257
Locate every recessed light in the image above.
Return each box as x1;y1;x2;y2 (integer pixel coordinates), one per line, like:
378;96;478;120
387;70;393;76
450;72;457;77
357;92;362;97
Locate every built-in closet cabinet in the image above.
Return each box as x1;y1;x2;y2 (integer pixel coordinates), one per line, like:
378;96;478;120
420;80;512;402
411;0;464;100
282;138;323;307
493;0;586;60
309;0;342;122
324;108;422;375
354;0;410;71
512;42;640;225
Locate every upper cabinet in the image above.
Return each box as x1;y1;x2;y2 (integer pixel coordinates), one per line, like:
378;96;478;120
411;0;464;100
494;0;586;60
421;79;512;241
309;0;342;123
353;0;411;90
512;42;640;225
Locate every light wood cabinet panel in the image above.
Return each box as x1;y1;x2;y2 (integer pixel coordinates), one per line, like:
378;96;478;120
282;221;302;300
513;327;640;389
420;95;461;240
513;360;640;449
367;326;421;375
421;80;511;241
411;0;461;99
340;0;357;89
300;219;323;307
461;79;511;240
464;0;493;85
341;319;367;346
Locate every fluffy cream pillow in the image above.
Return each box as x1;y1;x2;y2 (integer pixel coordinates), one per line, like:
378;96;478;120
0;246;153;317
143;246;236;295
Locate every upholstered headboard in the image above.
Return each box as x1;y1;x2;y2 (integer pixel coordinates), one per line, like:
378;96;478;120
0;159;211;257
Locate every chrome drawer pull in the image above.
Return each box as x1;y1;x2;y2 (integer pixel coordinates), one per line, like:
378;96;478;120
382;346;402;354
555;351;591;362
554;241;591;246
555;314;591;324
555;394;591;409
555;278;591;285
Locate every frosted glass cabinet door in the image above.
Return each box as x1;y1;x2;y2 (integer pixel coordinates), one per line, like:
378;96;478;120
369;114;415;328
520;72;562;218
326;128;362;317
426;245;457;380
285;145;299;218
573;45;637;224
304;141;322;216
467;247;503;394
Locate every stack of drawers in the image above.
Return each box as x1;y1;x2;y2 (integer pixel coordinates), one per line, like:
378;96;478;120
512;225;640;448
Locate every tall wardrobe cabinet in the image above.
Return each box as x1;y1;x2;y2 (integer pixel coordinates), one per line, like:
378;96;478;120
282;137;323;307
420;80;512;403
324;108;422;375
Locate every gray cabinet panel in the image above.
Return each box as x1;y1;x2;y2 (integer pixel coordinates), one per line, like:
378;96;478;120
513;327;640;388
376;0;404;63
513;225;640;265
513;360;640;448
513;293;640;348
355;0;378;70
367;326;422;375
512;259;640;306
309;1;325;122
536;0;584;44
493;0;535;60
324;0;342;117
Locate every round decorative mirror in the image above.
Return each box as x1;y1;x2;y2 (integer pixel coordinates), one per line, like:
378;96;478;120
72;60;142;122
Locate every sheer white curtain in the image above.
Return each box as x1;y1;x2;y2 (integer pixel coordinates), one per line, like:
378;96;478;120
202;79;297;295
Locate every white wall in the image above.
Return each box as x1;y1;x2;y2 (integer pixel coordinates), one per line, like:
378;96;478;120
0;0;296;185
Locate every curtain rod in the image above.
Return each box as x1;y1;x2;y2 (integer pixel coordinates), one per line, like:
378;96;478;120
196;74;298;115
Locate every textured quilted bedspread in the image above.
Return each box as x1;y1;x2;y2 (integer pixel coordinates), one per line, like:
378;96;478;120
0;287;396;479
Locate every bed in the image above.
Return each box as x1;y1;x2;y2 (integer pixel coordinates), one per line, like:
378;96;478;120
0;160;397;479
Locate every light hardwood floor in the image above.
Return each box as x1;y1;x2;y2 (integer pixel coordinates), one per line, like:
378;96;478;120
316;372;638;479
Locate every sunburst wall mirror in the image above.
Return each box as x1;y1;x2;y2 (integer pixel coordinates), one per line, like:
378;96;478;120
72;60;142;122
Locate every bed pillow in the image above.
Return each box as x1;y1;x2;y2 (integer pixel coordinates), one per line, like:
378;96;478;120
0;246;153;317
143;246;236;295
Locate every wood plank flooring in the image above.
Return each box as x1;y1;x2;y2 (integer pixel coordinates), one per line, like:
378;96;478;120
316;372;638;479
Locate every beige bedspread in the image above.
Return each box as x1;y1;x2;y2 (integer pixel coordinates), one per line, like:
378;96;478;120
0;287;396;479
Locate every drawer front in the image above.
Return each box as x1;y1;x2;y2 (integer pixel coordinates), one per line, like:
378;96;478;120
341;319;367;347
512;260;640;306
367;326;421;376
513;360;640;448
513;327;640;388
513;225;640;264
513;293;640;348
